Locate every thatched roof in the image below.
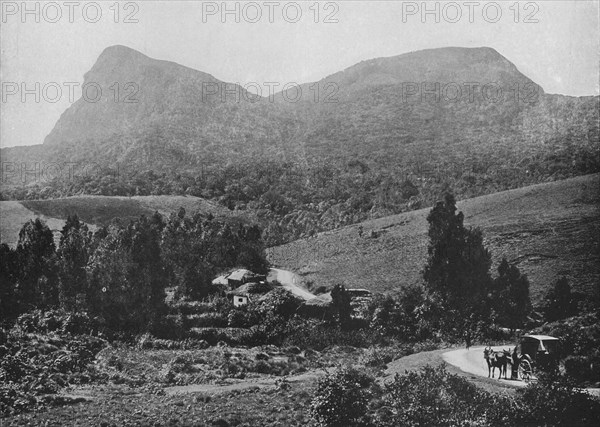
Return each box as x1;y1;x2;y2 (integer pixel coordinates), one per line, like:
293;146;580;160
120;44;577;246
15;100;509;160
212;275;229;286
227;269;254;281
228;281;273;296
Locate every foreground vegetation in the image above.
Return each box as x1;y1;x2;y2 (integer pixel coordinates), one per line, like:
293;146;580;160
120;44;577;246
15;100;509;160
2;190;599;424
310;364;600;427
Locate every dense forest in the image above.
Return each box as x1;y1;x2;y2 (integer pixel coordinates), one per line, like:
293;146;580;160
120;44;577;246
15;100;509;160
2;135;598;246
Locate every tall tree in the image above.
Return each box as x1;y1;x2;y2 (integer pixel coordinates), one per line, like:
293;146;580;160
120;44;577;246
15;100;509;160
86;216;167;332
491;258;531;330
15;219;57;309
542;276;574;322
422;193;492;343
0;243;20;320
330;284;352;329
57;215;91;310
161;210;215;300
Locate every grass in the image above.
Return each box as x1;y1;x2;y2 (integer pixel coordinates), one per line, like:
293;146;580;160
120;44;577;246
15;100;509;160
267;174;600;303
0;194;236;247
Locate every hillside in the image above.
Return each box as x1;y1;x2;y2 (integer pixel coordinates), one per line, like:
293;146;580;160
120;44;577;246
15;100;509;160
2;46;597;171
1;45;597;245
267;174;600;303
0;194;237;247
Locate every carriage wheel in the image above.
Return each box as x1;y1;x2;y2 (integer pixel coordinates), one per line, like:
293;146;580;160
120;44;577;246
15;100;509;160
519;359;532;381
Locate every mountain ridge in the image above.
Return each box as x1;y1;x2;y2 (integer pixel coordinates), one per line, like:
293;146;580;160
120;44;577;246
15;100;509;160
3;44;595;167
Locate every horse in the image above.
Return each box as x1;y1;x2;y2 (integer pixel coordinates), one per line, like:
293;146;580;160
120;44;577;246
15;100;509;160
484;347;511;379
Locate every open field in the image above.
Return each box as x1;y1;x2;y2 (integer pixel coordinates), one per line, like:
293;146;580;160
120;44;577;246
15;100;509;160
0;195;236;247
267;174;600;303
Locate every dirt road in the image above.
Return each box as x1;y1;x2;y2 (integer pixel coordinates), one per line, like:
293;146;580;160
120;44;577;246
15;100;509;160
443;346;600;396
268;268;316;301
442;346;526;387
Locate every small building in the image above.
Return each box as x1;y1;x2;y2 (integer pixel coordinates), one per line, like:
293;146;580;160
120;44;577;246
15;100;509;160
227;281;273;307
226;269;267;289
232;294;249;307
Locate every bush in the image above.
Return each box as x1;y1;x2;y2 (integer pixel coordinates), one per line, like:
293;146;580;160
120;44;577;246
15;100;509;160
377;364;512;426
14;310;100;336
564;355;593;384
515;373;600;426
149;315;186;340
171;300;214;316
310;366;374;427
282;318;377;350
187;313;227;328
359;345;412;368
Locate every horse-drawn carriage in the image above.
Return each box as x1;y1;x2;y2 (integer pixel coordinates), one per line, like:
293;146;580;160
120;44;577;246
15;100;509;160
514;334;560;381
484;334;560;381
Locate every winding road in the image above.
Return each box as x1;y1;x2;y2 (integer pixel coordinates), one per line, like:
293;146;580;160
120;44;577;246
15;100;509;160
442;346;526;387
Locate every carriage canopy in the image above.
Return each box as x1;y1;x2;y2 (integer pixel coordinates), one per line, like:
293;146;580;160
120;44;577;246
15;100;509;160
520;334;559;359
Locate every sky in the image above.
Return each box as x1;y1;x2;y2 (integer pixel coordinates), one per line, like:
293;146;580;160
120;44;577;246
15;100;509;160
1;0;598;148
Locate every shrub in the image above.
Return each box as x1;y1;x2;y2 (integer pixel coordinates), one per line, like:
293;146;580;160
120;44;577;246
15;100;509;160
62;311;101;335
359;345;412;368
14;310;100;336
377;364;512;426
309;366;374;427
515;373;600;426
187;313;227;328
282;318;377;350
149;315;186;340
227;308;258;328
253;360;272;374
171;300;213;316
564;355;593;384
256;288;300;318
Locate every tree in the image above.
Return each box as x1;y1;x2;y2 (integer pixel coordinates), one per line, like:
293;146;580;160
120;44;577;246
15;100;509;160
15;219;58;309
330;284;352;329
161;210;268;300
86;216;167;333
542;276;574;322
57;215;91;310
491;258;531;330
422;193;492;343
0;243;20;320
161;210;216;300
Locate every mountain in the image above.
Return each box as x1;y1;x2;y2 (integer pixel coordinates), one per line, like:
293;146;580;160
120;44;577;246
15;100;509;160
1;46;597;245
2;45;597;172
22;45;300;169
279;47;596;168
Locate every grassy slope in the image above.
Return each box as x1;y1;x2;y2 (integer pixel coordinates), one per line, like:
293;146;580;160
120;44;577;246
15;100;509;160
267;174;600;303
0;195;235;247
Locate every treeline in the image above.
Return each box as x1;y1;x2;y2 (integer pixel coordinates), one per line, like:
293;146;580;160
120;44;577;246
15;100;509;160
0;210;268;333
2;137;598;246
